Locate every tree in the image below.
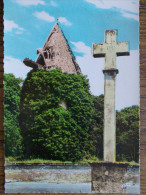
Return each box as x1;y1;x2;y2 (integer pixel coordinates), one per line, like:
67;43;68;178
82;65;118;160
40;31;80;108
4;73;23;157
88;95;104;159
19;69;94;162
89;96;139;163
116;106;139;162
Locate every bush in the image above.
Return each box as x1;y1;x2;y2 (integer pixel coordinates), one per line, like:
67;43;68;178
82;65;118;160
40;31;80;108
4;73;23;157
19;69;94;162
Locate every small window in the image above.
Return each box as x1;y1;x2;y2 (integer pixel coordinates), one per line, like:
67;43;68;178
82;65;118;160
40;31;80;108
44;51;48;59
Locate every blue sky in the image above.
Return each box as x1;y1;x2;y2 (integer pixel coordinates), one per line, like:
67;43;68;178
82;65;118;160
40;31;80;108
4;0;139;110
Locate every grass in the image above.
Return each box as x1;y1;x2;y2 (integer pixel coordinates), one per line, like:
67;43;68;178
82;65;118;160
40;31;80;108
5;156;101;165
5;157;139;166
5;158;72;165
127;161;139;166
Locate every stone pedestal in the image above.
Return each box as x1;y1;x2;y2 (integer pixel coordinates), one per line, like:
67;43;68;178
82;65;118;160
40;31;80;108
89;162;140;194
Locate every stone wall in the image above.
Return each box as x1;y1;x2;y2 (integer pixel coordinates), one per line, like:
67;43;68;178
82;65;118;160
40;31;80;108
90;162;140;194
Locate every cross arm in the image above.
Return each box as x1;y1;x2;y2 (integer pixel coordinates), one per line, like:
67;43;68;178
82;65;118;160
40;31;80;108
92;43;106;58
116;41;130;56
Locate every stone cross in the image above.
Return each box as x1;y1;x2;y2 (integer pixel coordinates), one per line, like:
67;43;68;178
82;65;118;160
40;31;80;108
93;30;130;162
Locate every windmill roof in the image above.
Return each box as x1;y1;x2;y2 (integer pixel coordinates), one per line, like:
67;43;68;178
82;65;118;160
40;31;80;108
36;23;81;74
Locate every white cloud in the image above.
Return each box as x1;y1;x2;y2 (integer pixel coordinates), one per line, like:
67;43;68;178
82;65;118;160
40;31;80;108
72;41;139;110
4;56;31;79
4;19;24;33
85;0;139;13
74;43;105;97
58;17;72;26
85;0;139;21
50;0;57;6
122;11;139;21
15;31;23;34
71;41;91;55
14;0;45;6
33;11;55;22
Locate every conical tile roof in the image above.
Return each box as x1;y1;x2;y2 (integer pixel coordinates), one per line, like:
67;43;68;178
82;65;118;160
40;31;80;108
35;23;81;74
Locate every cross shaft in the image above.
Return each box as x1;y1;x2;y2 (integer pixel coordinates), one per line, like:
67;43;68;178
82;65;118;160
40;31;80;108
93;30;130;162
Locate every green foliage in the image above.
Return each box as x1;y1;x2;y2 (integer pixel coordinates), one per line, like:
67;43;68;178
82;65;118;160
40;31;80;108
19;69;94;162
4;71;139;163
88;95;104;159
116;106;139;162
89;95;139;163
5;156;16;163
5;157;101;165
4;73;23;157
5;157;72;164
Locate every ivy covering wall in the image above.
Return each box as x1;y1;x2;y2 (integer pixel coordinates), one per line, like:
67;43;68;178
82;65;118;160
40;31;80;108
19;69;94;161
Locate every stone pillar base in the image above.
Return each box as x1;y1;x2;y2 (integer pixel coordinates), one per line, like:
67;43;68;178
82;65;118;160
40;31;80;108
89;162;139;194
